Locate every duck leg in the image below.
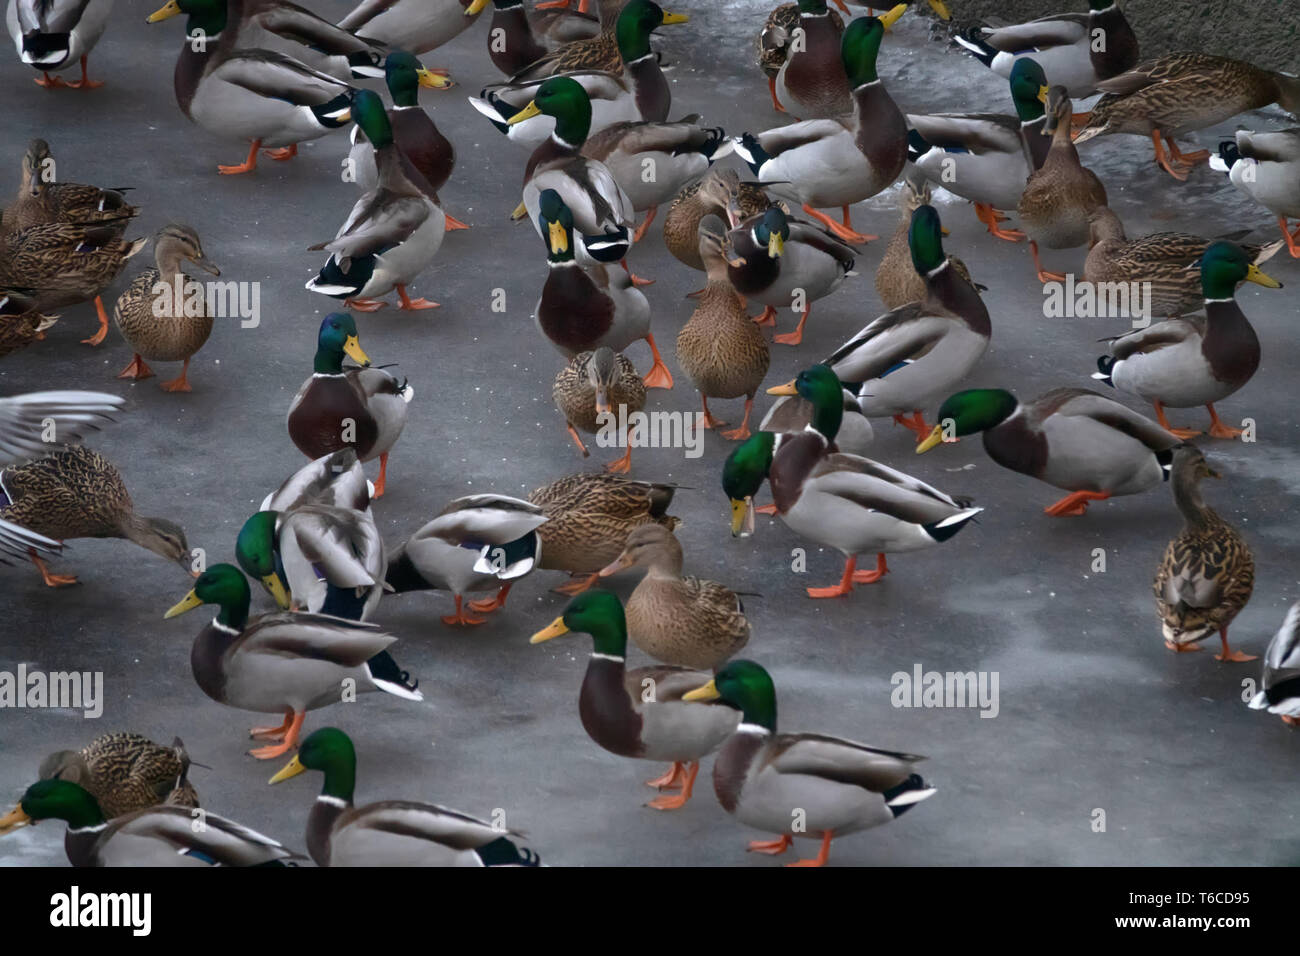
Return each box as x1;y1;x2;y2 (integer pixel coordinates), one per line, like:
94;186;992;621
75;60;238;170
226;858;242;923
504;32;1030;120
468;582;513;614
1205;404;1244;439
397;285;440;310
647;761;700;810
1152;401;1201;440
442;594;487;627
851;552;889;584
159;358;194;393
973;202;1025;242
772;306;810;346
249;709;295;741
34;71;68;88
62;55;103;90
219;140;262;176
28;549;77;587
751;305;778;327
1070;110;1092;129
1150;131;1190;181
754;503;779;515
82;296;111;346
767;76;787;113
1214;627;1257;663
443;212;471;231
373;452;391;498
645;763;686;790
807;555;856;599
799;204;875;244
720;397;755;441
263;144;297;161
640;333;674;389
699;394;727;429
1278;216;1300;258
1043;490;1110;517
1165;138;1209;166
632;206;658;244
605;446;633;473
552;572;599;595
747;834;792;855
619;260;655;287
344;297;387;312
1029;241;1066;283
566;424;591;457
117;354;155;380
787;830;834;867
249;711;305;759
1164;639;1203;653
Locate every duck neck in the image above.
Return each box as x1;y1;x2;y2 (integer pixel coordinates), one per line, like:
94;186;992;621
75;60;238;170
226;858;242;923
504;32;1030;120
926;260;991;337
810;396;843;443
644;542;684;579
1172;471;1214;528
314;345;347;375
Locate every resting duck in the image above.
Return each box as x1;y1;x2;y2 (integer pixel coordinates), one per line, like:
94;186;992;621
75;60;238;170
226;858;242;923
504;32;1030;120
917;387;1181;516
6;0;113;88
1093;241;1279;439
553;346;646;471
286;312;413;498
164;563;422;758
339;0;484;58
531;591;741;809
39;733;199;818
1212;128;1300;258
6;138;137;233
1248;603;1300;726
269;727;541;865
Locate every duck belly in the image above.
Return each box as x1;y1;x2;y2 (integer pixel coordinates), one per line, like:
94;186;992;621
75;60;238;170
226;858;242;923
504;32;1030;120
855;329;988;417
1020;200;1091;249
328;824;484;867
357;204;445;297
1037;416;1164;496
990;44;1096;99
189;75;338;149
1111;341;1233;408
637;700;739;763
783;487;937;556
734;766;890;838
605;151;710;211
1233;160;1300;219
350;2;478;54
913;148;1028;211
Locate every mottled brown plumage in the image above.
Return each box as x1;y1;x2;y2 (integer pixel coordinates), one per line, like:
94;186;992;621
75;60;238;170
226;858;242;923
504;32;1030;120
553;346;645;471
1018;86;1107;258
4;139;138;235
0;292;56;360
756;3;844;80
876;178;976;309
528;472;678;575
663;168;771;273
39;733;200;819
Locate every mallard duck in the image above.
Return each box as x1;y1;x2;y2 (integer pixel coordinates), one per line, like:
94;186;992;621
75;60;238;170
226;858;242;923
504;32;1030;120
876;178;978;307
663;167;770;275
1248;602;1300;725
1153;445;1255;662
269;727;540;865
165;563;422;757
0;445;189;587
147;1;354;174
917;387;1181;516
6;138;137;233
286;313;412;498
0;292;56;360
677;223;770;439
341;0;485;57
1093;241;1280;439
768;0;850;118
1018;85;1108;282
683;660;935;866
533;189;671;388
112;223;221;392
6;0;113;88
554;346;645;471
1074;53;1300;181
734;16;907;244
385;493;547;626
758;383;873;455
261;448;372;514
1084;206;1283;319
815;204;989;441
531;591;741;809
528;471;678;594
597;523;750;669
726;364;981;597
309;90;445;311
726;204;856;347
757;3;843;113
906;57;1049;242
507;0;683;83
483;0;604;77
39;733;199;817
1211;128;1300;258
0;779;297;866
954;0;1137;98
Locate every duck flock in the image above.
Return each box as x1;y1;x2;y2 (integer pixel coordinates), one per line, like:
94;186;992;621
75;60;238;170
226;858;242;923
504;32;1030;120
0;0;1298;867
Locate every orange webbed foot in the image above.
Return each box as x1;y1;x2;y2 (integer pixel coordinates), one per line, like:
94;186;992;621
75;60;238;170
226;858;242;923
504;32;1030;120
344;297;387;312
747;835;792;856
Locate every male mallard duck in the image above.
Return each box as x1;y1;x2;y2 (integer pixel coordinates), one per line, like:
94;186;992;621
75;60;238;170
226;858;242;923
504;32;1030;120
678;223;770;439
1212;129;1300;258
113;223;221;392
917;387;1180;516
1248;602;1300;725
816;204;989;441
0;292;56;360
0;445;190;587
875;178;977;307
39;733;199;817
0;779;297;866
262;448;371;514
1093;241;1280;439
1018;85;1108;283
683;659;935;866
309;90;445;312
6;138;137;233
734;16;907;244
954;0;1137;98
906;57;1049;243
1084;206;1282;319
1153;445;1255;662
287;313;412;498
6;0;113;88
270;727;541;865
1073;53;1300;181
554;346;645;471
597;523;750;670
663;167;770;275
385;493;547;626
727;204;856;347
758;383;873;456
165;563;422;757
768;0;850;119
528;471;677;594
531;591;741;809
727;364;981;597
340;0;484;57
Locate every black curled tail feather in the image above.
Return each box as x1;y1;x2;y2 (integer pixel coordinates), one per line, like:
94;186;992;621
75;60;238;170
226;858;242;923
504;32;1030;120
477;836;542;867
1093;355;1116;387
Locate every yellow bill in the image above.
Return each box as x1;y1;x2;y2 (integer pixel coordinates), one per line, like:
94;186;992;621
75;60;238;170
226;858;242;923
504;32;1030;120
465;0;490;14
729;497;754;538
511;201;529;221
146;0;181;22
343;334;370;366
928;0;952;20
530;617;570;644
262;574;291;611
164;589;203;619
661;11;690;24
766;379;797;396
683;678;720;702
767;232;784;258
1246;263;1282;288
269;755;307;785
507;101;542;125
879;3;908;29
417;68;453;90
1037;85;1049;104
548;219;569;255
0;805;31;832
915;424;947;454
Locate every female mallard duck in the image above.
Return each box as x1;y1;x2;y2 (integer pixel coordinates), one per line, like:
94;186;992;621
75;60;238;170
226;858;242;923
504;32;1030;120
341;0;484;58
1093;241;1280;439
531;591;741;809
385;493;547;626
916;387;1181;516
0;445;190;587
1017;84;1108;283
875;178;978;307
1084;206;1282;319
1212;128;1300;258
683;660;935;866
483;0;606;76
0;780;297;866
6;0;113;88
1248;602;1300;725
0;292;56;360
727;364;981;597
1153;445;1255;662
39;734;199;817
270;727;541;865
528;471;677;594
6;138;137;233
1074;53;1300;181
663;167;770;275
165;563;421;757
506;0;683;84
287;313;412;498
677;223;770;440
906;57;1049;243
309;90;445;312
727;204;856;347
597;523;750;670
262;448;371;514
554;346;645;471
734;16;907;244
534;189;671;388
954;0;1137;98
113;223;221;392
815;204;989;441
